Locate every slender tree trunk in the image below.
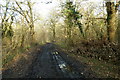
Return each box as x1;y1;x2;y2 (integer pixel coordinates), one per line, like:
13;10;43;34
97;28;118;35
29;26;35;44
67;25;73;46
20;35;24;47
29;1;35;43
53;27;56;41
78;25;85;38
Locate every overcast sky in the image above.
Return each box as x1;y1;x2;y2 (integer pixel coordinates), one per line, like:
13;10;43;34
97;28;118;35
33;0;105;18
33;0;59;18
0;0;118;19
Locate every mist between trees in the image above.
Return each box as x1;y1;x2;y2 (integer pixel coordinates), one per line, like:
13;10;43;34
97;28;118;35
1;0;120;77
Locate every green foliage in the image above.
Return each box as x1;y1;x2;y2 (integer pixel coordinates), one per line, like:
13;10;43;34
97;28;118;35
62;1;82;26
61;1;84;39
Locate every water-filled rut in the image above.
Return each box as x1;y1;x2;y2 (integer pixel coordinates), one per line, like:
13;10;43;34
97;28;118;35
51;51;84;78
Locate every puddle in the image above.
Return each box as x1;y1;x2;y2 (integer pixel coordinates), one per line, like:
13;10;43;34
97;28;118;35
51;51;84;78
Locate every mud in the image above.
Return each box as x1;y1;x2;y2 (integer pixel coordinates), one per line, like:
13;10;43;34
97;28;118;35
2;43;97;78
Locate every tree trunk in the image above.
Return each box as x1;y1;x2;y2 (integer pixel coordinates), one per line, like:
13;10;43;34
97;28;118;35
67;25;73;46
28;1;35;43
53;27;56;41
106;2;117;42
20;34;24;47
78;24;85;38
117;12;120;44
30;26;35;43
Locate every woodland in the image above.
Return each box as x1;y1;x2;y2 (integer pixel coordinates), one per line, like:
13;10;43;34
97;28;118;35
1;0;120;78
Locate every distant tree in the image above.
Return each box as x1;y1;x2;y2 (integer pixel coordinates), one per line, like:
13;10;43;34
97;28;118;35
61;1;83;45
48;10;59;41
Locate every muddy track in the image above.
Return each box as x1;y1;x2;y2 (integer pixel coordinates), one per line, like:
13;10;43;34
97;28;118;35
2;43;97;78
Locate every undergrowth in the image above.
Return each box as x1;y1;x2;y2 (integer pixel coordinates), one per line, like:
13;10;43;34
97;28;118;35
2;42;39;67
59;40;120;78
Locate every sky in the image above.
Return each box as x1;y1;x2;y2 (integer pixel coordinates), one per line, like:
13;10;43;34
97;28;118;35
33;0;104;18
0;0;119;19
33;0;59;19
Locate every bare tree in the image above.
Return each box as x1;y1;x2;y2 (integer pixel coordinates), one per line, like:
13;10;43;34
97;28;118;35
48;9;60;41
1;1;14;38
14;0;35;42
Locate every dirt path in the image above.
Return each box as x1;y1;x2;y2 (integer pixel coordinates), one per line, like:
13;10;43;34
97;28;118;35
25;43;62;78
2;43;97;78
